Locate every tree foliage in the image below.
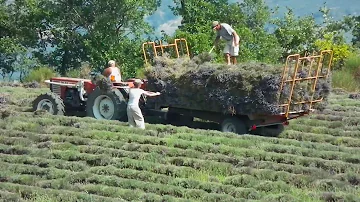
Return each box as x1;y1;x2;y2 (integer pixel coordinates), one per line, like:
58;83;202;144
0;0;30;79
271;9;319;58
2;0;160;79
351;16;360;48
1;0;360;81
314;33;352;66
169;0;282;64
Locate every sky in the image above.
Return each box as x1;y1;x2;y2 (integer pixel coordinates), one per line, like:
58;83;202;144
144;0;182;36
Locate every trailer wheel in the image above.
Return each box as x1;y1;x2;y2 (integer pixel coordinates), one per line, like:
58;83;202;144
32;92;65;115
221;117;248;135
86;87;127;121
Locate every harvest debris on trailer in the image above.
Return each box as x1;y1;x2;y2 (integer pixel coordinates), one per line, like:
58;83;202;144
142;38;333;135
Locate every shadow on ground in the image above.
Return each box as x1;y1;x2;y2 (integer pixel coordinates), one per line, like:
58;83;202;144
144;116;221;132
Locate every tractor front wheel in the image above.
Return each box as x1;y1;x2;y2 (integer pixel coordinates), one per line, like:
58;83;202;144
32;92;65;115
221;117;248;135
86;87;127;121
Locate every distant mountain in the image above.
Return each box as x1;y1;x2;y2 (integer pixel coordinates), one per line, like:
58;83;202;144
145;0;360;36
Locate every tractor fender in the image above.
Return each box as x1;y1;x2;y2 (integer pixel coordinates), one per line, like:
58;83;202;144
118;87;130;101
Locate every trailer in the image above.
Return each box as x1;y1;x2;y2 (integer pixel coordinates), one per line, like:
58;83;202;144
141;38;334;136
32;38;334;136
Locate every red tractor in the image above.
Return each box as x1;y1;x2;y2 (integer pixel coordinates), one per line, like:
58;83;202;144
32;39;190;122
32;75;148;121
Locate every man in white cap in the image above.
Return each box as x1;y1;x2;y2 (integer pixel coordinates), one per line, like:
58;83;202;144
103;60;122;82
212;21;240;65
127;79;161;129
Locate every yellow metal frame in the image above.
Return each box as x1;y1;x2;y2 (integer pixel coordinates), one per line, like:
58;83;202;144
279;50;333;118
142;38;190;64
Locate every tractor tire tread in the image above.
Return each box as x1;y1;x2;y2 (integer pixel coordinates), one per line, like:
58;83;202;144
32;92;65;115
86;87;128;121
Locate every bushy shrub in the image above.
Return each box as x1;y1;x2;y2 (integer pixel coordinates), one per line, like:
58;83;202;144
343;51;360;73
23;66;56;83
344;52;360;82
332;70;360;92
314;33;352;70
23;81;41;88
65;62;93;79
331;51;360;92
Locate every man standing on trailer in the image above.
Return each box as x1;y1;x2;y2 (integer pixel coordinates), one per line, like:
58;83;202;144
127;79;161;129
212;21;240;65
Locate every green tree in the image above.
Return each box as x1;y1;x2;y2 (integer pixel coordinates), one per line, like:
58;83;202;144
0;0;28;79
169;0;282;64
271;2;355;64
0;37;22;79
271;8;319;58
350;15;360;48
6;0;160;78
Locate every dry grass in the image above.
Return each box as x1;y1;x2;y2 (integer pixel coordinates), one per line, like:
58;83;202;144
144;53;331;115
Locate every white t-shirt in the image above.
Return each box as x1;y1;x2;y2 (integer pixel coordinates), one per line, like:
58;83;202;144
217;23;236;42
128;88;145;106
108;67;122;82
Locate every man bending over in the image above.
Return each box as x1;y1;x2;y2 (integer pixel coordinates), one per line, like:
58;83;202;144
212;21;240;65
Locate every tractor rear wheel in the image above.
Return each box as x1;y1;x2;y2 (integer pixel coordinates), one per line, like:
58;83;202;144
221;117;248;135
32;92;65;115
86;87;127;121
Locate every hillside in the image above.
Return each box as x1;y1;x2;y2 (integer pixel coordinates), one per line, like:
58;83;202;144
0;85;359;201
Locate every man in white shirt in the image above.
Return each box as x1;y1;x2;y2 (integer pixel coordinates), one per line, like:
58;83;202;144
212;21;240;65
127;79;161;129
103;60;122;82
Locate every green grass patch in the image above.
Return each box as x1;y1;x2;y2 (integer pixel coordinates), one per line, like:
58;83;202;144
0;86;359;201
331;69;360;92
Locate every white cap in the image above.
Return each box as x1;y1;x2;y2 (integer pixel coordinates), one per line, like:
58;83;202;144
212;21;219;28
133;79;143;84
108;60;115;66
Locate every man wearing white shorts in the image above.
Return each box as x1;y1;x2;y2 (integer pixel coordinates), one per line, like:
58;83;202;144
127;79;161;129
212;21;240;65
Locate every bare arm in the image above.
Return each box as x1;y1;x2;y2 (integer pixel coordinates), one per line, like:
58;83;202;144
232;31;240;45
143;91;161;97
